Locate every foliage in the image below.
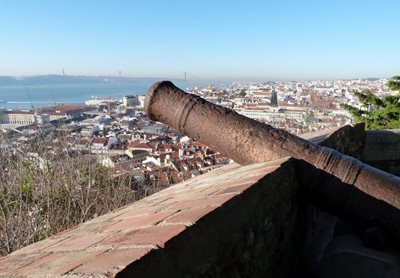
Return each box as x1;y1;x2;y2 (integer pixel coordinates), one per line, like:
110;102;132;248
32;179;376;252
0;133;158;255
341;88;400;130
387;75;400;91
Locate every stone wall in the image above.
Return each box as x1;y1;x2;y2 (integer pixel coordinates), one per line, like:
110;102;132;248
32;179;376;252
362;129;400;176
122;159;333;278
0;158;335;278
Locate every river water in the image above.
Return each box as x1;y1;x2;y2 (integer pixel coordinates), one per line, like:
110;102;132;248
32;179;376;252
0;80;189;109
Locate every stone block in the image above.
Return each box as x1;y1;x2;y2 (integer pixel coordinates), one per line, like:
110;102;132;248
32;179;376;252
73;248;153;276
101;225;186;248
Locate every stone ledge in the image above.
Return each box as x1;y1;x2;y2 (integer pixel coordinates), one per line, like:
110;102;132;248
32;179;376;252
0;158;296;278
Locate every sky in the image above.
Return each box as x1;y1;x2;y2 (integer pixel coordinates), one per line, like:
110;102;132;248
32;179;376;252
0;0;399;81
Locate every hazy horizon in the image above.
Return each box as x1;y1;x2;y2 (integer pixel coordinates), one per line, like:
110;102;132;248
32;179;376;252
0;73;393;84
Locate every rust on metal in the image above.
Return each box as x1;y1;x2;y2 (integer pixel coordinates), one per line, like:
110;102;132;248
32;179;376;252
144;81;400;224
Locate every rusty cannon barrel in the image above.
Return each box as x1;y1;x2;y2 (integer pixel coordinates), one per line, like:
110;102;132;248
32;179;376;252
145;81;400;244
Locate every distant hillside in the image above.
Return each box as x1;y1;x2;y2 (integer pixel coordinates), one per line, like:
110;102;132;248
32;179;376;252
0;75;161;86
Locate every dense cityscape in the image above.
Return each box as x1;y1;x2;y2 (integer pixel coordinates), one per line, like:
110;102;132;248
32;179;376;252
0;78;396;190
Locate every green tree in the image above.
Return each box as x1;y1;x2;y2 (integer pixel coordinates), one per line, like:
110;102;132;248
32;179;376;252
341;86;400;130
387;75;400;91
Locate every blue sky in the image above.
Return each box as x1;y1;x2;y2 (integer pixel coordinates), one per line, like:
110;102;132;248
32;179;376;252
1;0;399;80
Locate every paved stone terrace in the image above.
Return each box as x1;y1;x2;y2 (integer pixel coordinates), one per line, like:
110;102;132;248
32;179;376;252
0;158;290;278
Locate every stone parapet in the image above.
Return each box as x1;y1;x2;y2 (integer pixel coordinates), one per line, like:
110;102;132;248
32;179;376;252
0;158;333;278
363;129;400;176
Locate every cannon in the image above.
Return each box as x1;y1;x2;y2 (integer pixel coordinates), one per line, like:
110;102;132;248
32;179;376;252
145;81;400;244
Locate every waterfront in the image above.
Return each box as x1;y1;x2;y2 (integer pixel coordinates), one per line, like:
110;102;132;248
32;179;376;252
0;80;188;109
